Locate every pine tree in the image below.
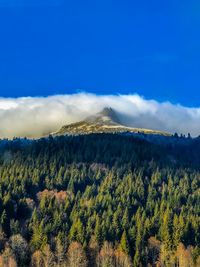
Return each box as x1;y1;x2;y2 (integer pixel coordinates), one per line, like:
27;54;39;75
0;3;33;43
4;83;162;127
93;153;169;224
94;216;102;245
133;248;140;267
30;221;47;251
120;230;130;255
70;218;85;244
160;207;172;250
122;208;129;230
173;214;184;248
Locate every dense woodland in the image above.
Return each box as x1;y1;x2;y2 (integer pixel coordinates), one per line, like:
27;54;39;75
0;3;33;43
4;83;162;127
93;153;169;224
0;134;199;266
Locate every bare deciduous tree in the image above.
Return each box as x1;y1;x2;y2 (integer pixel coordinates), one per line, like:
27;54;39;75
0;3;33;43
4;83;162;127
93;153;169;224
0;247;17;267
67;242;87;267
114;248;132;267
99;241;115;267
31;250;44;267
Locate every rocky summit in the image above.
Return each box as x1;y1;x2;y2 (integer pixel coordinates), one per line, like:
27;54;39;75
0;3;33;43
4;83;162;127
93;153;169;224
54;107;170;136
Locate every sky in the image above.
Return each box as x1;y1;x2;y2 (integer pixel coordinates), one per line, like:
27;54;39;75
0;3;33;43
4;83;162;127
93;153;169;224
0;0;200;106
1;1;200;137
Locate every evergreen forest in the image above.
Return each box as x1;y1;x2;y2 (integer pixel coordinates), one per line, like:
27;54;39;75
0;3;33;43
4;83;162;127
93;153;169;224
0;134;199;266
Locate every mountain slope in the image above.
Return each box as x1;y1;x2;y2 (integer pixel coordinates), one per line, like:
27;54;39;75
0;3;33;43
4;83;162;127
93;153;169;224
54;107;170;136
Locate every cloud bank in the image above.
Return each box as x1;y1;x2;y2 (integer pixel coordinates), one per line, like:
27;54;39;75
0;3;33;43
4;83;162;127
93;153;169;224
0;93;200;138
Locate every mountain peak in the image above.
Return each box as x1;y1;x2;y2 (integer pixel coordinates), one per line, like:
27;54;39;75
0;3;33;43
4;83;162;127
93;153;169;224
54;107;170;136
85;107;121;125
99;107;115;116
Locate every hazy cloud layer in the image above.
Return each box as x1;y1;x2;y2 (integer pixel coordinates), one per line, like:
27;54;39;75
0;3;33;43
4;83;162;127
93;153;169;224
0;93;200;138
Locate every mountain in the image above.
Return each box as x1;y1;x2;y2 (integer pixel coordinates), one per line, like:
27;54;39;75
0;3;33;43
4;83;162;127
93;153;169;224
84;107;121;125
54;107;170;136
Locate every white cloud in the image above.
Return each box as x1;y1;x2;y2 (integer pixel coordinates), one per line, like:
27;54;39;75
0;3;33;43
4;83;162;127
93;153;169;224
0;93;200;138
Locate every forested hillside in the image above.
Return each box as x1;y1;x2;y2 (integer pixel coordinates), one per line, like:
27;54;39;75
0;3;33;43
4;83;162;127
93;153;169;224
0;134;199;266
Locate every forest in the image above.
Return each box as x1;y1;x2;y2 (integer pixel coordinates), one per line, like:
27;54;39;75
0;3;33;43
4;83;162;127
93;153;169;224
0;133;199;266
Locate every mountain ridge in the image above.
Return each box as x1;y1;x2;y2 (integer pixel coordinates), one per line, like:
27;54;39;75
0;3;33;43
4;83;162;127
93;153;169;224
53;107;170;137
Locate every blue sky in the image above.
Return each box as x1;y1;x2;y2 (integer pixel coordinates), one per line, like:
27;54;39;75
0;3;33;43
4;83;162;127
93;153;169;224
0;0;200;106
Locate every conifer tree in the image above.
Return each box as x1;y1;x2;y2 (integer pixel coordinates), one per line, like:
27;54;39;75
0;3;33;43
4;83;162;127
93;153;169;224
120;230;130;255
